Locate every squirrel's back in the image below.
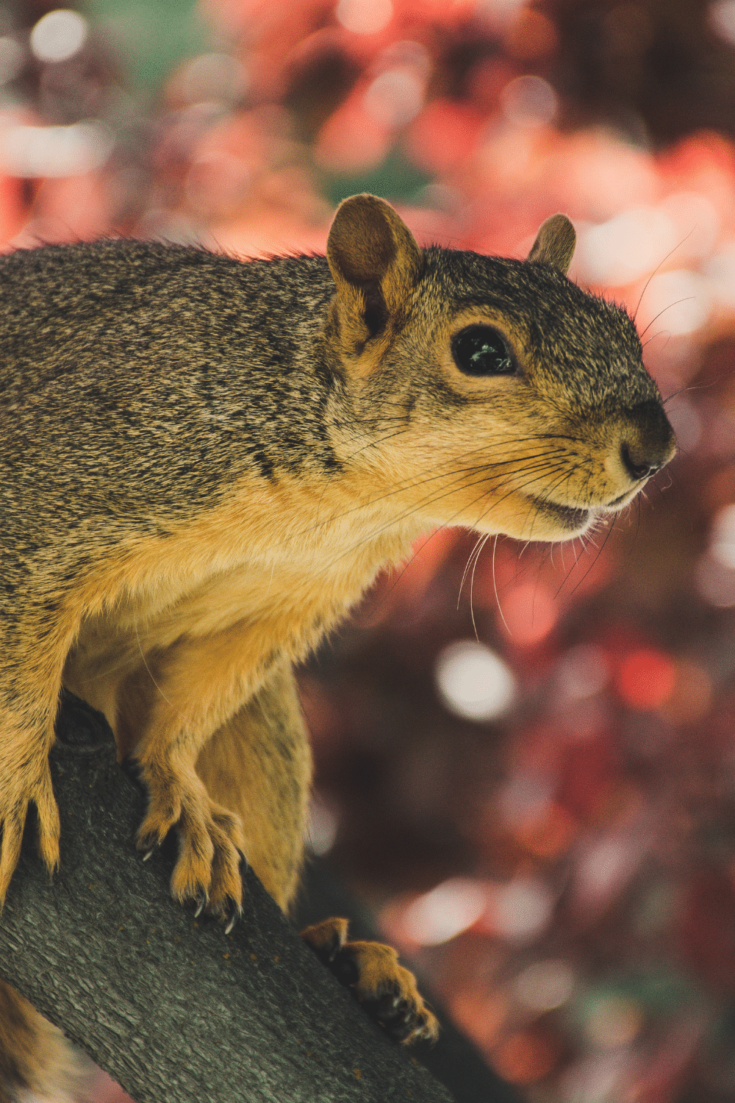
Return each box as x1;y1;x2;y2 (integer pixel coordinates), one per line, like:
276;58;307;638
0;242;345;552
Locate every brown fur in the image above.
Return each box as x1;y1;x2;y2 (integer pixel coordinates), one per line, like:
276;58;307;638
0;195;675;1088
0;984;85;1102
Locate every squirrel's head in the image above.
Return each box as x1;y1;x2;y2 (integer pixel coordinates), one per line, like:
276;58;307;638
325;194;676;543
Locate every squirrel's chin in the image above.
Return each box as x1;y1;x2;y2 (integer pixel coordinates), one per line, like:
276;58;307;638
524;497;598;540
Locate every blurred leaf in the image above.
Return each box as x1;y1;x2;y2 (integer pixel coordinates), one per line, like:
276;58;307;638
86;0;209;91
321;148;432;206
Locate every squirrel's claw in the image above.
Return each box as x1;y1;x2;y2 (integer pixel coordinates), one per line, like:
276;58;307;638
135;830;166;860
223;897;242;935
363;992;438;1044
185;890;241;931
122;758;165;860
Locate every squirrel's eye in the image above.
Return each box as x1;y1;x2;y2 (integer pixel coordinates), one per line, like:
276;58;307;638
451;325;515;377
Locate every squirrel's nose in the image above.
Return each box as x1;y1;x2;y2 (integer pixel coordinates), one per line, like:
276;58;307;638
621;441;660;481
620;400;676;482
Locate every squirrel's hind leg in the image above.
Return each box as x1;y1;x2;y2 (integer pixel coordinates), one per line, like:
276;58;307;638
301;918;440;1044
195;659;312;914
197;666;438;1046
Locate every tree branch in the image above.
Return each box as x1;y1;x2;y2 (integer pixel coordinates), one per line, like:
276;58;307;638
0;695;455;1103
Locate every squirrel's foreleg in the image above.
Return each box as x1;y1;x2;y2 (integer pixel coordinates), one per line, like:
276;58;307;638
126;628;265;922
0;604;81;905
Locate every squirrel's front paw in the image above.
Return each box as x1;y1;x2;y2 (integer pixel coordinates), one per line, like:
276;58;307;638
0;757;60;903
131;759;246;928
301;917;439;1044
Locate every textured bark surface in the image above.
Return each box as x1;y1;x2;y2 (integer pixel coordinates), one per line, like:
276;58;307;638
0;695;455;1103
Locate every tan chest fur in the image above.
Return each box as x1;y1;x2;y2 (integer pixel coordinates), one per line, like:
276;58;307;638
63;468;423;748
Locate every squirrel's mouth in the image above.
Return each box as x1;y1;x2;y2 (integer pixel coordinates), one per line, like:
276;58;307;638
530;496;594;532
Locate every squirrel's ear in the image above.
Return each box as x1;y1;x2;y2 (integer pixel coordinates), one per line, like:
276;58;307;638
327;194;422;337
527;214;576;275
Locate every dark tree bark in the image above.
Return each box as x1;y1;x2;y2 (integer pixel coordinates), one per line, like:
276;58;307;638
0;695;456;1103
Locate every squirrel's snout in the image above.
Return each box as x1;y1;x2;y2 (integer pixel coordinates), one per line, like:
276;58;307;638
619;400;676;483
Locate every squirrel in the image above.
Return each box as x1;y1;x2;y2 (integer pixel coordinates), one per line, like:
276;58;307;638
0;193;675;1096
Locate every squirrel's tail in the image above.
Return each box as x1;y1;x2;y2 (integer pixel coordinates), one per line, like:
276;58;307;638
0;979;87;1102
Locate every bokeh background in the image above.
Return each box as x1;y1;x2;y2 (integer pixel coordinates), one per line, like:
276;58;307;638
5;1;735;1100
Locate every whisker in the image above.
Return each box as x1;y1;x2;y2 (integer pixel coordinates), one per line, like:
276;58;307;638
639;297;695;340
318;455;576;578
297;445;574;541
562;509;617;598
468;533;492;641
633;229;693;322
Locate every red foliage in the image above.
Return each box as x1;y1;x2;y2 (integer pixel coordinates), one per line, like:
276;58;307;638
4;1;735;1099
